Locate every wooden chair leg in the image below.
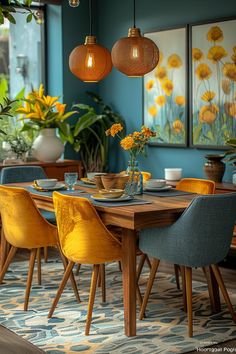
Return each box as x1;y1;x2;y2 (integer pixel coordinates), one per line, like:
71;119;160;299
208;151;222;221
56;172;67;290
174;264;181;290
145;255;152;269
180;265;187;312
58;246;80;303
137;254;146;282
37;248;41;285
75;263;81;276
211;264;236;322
85;264;99;335
48;261;75;318
97;265;101;287
139;259;160;320
185;266;193;337
0;246;17;284
44;247;48;263
24;249;37;311
202;266;221;314
100;264;106;303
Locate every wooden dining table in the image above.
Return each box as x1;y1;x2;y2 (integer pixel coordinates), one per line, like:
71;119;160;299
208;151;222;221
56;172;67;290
0;182;221;337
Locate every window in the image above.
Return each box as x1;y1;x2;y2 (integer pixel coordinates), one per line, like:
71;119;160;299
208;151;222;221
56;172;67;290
0;6;45;97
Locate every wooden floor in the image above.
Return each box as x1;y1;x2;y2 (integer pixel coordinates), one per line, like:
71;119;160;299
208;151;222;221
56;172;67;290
8;248;236;352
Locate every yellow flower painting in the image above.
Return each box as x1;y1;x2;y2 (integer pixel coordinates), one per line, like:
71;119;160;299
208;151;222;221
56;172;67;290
144;27;186;146
191;19;236;147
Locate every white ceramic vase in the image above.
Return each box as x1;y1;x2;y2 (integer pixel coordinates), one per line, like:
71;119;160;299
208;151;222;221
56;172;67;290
32;128;64;162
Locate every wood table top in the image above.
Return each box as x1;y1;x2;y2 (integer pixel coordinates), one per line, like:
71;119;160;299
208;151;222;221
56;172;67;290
10;182;196;230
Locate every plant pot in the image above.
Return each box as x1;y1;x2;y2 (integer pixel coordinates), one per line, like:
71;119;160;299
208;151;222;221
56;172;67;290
32;128;64;162
204;154;225;183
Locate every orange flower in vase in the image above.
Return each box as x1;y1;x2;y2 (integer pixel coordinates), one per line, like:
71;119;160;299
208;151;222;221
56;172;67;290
106;124;156;195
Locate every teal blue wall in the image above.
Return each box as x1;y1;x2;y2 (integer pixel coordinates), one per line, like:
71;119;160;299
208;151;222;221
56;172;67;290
97;0;236;181
47;0;99;159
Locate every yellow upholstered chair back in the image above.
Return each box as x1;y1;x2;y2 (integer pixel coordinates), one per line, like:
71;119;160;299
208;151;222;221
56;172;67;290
141;171;152;183
53;192;121;264
120;171;151;183
0;186;57;249
176;178;215;194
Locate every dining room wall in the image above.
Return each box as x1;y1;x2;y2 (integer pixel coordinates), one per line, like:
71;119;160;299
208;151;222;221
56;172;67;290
47;0;99;159
96;0;236;181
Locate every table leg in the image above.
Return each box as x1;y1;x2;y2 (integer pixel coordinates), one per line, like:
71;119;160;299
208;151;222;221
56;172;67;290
122;228;137;337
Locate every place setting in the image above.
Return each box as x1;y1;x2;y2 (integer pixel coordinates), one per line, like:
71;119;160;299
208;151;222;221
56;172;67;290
28;173;84;196
143;178;195;197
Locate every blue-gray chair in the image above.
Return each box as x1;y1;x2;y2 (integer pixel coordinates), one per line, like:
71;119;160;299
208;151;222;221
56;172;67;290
139;193;236;337
0;166;56;271
0;166;56;224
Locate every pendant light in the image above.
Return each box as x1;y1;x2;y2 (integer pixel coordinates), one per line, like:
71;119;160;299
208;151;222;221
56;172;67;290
69;0;112;83
111;0;159;77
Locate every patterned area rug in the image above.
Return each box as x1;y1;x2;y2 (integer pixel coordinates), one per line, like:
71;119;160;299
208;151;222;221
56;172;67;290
0;259;235;354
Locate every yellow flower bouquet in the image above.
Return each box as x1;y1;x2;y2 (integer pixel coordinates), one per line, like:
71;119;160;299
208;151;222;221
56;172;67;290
16;84;76;130
106;123;156;162
106;123;156;194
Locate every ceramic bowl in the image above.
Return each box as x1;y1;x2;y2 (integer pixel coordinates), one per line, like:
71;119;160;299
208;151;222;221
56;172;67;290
101;173;129;190
99;188;124;199
164;168;182;181
94;174;106;189
146;179;166;188
36;179;58;188
87;172;105;181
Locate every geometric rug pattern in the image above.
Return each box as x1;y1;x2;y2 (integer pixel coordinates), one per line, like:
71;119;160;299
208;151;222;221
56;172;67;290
0;259;235;353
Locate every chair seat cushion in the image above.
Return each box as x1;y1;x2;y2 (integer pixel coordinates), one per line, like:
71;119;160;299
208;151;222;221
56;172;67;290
39;209;56;225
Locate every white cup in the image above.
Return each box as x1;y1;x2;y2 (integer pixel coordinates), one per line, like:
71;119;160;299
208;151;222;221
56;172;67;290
146;179;166;188
164;168;182;181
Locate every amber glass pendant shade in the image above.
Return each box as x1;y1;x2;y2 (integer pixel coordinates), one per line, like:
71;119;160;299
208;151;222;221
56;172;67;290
69;36;112;83
111;27;159;77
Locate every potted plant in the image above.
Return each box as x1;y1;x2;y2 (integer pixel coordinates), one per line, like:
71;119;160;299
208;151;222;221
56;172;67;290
17;84;77;162
61;92;126;173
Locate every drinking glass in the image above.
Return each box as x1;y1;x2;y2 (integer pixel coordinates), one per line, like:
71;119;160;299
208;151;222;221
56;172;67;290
64;172;78;191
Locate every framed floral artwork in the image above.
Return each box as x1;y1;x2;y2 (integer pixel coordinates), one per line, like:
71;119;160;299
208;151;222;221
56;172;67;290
143;26;188;147
190;17;236;148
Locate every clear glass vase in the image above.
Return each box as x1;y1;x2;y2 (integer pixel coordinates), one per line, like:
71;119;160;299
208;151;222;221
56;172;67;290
125;160;143;196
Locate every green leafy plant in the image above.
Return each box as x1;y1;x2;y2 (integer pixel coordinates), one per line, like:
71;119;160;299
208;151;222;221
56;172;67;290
61;92;126;172
0;0;35;25
224;138;236;165
4;131;32;159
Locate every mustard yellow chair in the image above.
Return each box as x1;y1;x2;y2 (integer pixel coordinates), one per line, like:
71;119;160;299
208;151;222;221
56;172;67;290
0;185;79;311
176;178;215;195
173;178;215;290
48;192;122;335
120;170;151;183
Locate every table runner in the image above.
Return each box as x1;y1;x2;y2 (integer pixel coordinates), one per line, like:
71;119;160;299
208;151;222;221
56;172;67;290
26;186;84;197
26;187;152;207
76;181;96;188
143;189;195;197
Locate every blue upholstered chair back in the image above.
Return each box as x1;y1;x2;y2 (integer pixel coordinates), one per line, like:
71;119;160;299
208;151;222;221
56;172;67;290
0;166;47;184
139;193;236;268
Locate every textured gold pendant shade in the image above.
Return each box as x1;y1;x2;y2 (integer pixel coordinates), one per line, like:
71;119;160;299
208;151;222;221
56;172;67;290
111;27;159;77
69;36;112;83
69;0;112;83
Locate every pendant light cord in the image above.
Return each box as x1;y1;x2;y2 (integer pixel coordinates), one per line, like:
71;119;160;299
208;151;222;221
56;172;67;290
133;0;136;28
89;0;93;36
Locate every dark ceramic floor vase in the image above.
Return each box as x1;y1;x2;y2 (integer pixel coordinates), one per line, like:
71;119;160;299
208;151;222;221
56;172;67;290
204;154;225;182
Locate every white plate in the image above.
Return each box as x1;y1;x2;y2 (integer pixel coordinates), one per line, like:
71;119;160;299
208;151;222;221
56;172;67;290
144;185;172;192
91;194;133;202
32;183;66;191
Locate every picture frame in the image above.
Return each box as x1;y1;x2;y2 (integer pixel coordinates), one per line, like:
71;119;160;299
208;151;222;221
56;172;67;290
143;26;188;147
190;17;236;149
